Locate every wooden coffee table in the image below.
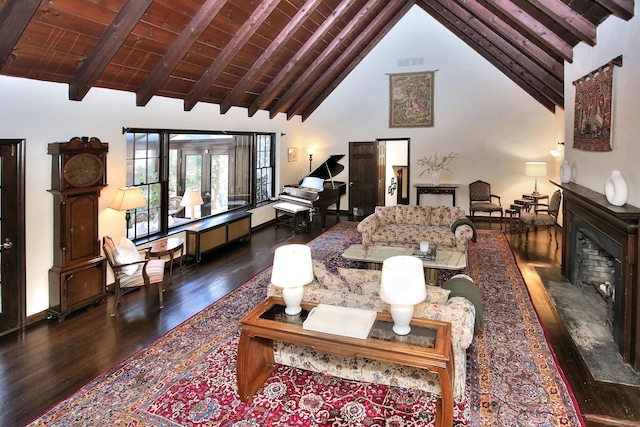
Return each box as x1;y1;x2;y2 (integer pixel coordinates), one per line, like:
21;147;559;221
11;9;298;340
342;243;466;285
237;296;454;427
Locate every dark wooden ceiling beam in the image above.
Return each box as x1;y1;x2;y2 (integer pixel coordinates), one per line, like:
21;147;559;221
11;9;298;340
418;0;560;111
218;0;324;115
269;0;382;118
489;0;574;62
184;0;282;111
456;0;563;80
596;0;635;20
290;1;405;119
527;0;597;46
247;0;356;117
136;0;228;107
435;0;563;96
68;0;153;101
0;0;41;68
301;2;414;121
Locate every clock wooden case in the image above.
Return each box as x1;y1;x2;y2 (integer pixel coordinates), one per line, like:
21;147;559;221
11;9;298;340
48;136;108;321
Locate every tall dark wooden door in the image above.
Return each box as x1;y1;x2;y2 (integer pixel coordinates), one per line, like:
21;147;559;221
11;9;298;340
348;141;385;215
0;140;25;336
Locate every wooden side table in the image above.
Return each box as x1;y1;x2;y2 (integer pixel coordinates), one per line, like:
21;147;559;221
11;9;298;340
415;184;458;206
147;237;184;282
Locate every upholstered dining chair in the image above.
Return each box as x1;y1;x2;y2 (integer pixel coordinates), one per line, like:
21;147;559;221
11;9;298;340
102;236;166;316
519;190;562;247
468;180;503;229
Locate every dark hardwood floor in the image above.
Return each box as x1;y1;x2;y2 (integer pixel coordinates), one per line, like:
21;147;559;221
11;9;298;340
1;214;639;426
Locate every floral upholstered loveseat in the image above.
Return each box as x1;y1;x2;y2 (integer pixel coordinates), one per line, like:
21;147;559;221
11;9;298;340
357;205;476;253
266;260;477;401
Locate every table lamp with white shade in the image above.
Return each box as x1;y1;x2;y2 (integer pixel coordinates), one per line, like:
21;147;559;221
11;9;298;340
379;255;427;335
180;189;204;219
108;186;147;233
525;162;547;195
270;244;314;315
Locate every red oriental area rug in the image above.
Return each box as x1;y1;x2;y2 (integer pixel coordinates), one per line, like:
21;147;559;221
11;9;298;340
28;223;584;426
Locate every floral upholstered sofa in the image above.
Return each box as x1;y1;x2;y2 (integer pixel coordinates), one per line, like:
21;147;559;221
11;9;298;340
357;205;476;253
266;260;477;401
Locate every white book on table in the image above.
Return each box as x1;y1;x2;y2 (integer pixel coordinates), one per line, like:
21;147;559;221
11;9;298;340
303;304;377;339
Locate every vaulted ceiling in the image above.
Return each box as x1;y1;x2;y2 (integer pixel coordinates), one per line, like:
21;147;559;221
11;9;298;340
0;0;634;120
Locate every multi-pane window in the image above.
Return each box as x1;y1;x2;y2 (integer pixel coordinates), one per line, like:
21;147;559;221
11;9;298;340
125;132;162;239
124;129;275;240
256;134;274;204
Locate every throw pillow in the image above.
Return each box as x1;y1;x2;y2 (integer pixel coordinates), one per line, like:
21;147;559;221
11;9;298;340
375;205;396;225
312;260;349;293
115;237;142;275
337;267;381;295
424;286;451;305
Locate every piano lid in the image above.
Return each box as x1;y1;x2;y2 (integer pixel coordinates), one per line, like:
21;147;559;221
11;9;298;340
308;154;345;180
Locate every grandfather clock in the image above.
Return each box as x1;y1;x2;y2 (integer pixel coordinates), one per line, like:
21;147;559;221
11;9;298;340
48;136;108;321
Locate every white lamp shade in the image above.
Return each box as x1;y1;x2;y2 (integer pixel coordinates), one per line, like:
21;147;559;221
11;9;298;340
180;190;204;207
525;162;547;177
271;244;313;315
379;256;426;305
270;244;313;288
108;187;147;211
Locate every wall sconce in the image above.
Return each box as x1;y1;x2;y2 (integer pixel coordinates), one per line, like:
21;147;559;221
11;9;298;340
550;141;565;157
306;147;315;172
108;187;147;234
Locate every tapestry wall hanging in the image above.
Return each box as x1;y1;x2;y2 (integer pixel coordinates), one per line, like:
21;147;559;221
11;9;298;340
389;71;434;128
572;56;622;152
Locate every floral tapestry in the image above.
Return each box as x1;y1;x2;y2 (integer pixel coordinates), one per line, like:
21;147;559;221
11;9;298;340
572;59;617;151
389;71;434;128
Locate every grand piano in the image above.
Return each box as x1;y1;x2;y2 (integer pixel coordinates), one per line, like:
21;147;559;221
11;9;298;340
276;154;347;232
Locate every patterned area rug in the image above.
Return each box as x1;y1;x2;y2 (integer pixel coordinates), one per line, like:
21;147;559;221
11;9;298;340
28;223;584;426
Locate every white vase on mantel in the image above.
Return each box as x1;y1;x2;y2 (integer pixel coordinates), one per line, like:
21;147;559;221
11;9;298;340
605;170;628;206
559;159;571;183
431;170;440;186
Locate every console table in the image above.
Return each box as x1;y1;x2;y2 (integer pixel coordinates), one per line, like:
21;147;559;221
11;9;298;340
415;184;458;206
184;211;251;263
237;296;454;427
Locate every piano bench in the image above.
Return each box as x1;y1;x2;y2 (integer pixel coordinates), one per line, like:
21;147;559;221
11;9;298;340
273;202;311;234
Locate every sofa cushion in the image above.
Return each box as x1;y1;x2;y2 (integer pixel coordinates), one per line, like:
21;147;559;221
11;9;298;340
425;286;451;304
374;205;396;225
337;267;381;295
371;224;457;247
312;259;349;293
399;205;431;225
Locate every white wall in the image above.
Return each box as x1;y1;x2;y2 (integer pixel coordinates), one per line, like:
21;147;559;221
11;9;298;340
0;4;562;317
564;5;640;206
302;6;564;207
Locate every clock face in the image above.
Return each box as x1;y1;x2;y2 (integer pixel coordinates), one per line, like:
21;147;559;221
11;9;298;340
63;153;104;187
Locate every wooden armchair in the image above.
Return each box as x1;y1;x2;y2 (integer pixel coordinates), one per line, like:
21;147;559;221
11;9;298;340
519;190;562;247
102;236;166;316
469;180;503;228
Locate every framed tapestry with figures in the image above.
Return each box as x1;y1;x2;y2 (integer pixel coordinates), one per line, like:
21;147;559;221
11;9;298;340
389;71;434;128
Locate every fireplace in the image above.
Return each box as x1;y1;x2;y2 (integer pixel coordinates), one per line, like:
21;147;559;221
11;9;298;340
557;181;640;369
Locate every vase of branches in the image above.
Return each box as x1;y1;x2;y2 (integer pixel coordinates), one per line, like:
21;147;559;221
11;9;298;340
417;152;457;185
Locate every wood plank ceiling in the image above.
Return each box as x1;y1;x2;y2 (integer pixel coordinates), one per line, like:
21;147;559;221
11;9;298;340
0;0;634;120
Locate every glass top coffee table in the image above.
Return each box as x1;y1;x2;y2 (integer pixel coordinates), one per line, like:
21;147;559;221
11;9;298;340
237;296;454;427
342;243;466;285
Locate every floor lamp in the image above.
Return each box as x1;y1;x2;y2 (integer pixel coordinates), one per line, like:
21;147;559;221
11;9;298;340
108;187;147;236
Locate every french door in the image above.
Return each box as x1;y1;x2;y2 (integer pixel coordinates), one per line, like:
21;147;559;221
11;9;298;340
0;139;25;336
